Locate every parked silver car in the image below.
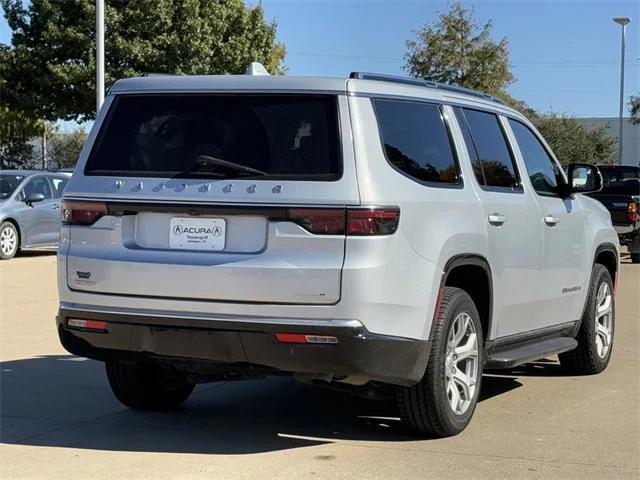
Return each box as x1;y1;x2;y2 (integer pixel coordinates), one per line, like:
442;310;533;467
0;170;70;259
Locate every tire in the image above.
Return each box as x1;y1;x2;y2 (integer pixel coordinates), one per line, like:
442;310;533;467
559;264;614;375
106;361;195;410
397;287;483;437
630;234;640;263
0;221;19;260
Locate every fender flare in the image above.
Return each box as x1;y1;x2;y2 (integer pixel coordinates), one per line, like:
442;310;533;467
572;242;618;336
433;254;494;342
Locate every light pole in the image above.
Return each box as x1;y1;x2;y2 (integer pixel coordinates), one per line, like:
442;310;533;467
613;16;631;166
96;0;105;114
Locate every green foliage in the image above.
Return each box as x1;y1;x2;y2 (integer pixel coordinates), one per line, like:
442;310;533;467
46;127;88;169
0;0;286;122
533;114;616;166
0;137;38;169
404;2;514;94
630;95;640;125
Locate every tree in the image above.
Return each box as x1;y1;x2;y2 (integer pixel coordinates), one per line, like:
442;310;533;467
0;137;38;169
533;114;616;166
46;127;88;169
404;2;514;94
630;95;640;125
0;0;286;122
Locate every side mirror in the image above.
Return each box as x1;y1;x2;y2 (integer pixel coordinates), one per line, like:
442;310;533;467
25;193;45;205
565;163;603;196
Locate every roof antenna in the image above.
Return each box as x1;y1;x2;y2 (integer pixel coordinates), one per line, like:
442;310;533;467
245;62;270;76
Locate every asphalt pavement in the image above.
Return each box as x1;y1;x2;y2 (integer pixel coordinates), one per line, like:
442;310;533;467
1;250;638;479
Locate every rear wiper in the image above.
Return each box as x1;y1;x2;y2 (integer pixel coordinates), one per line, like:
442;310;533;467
174;155;267;178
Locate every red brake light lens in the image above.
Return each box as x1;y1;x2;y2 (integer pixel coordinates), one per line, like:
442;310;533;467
286;207;400;236
61;200;108;226
347;208;400;236
628;202;638;222
287;208;346;235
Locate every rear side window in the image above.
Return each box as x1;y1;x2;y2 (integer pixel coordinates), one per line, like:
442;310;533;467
508;119;562;196
456;108;520;190
373;99;461;185
85;94;341;180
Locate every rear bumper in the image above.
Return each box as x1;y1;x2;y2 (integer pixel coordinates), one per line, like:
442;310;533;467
614;224;635;235
56;305;430;386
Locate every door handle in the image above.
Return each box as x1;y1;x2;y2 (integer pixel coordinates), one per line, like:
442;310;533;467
488;213;508;226
544;215;559;226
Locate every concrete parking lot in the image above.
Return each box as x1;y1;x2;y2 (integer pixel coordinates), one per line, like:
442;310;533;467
0;251;638;479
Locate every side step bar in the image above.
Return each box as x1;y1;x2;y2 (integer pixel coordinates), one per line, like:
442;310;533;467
486;337;578;369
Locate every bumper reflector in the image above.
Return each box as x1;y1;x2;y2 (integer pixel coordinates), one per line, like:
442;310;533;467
67;318;107;330
275;333;338;344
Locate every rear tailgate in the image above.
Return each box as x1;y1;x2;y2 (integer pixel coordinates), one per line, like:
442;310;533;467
63;90;359;304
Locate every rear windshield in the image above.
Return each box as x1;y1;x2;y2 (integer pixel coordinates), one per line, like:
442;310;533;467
599;167;640;195
0;175;24;199
85;94;341;180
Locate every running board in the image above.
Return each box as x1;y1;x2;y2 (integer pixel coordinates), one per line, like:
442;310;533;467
486;337;578;369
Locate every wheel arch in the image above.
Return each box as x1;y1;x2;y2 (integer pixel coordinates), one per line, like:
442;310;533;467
593;242;618;291
571;242;619;337
436;254;494;343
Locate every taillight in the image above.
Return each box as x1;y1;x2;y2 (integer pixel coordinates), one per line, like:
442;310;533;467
287;208;345;235
286;207;400;236
61;200;108;226
628;202;638;222
347;208;400;235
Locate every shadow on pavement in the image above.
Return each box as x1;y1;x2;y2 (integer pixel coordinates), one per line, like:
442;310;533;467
1;354;522;453
16;249;57;258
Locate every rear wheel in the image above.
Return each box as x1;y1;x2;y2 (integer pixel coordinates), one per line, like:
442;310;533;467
0;221;19;260
559;264;614;374
106;361;194;410
397;287;483;437
630;253;640;264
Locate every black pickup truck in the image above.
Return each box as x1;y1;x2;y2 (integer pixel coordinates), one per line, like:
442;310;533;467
590;165;640;263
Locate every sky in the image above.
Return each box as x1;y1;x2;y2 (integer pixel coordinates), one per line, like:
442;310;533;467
1;0;639;119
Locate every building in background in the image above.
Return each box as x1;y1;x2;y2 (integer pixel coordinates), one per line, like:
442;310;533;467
576;118;639;166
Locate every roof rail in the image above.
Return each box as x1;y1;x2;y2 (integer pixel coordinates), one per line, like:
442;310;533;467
349;72;505;105
138;72;182;77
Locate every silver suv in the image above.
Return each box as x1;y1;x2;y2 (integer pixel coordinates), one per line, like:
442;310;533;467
57;67;619;437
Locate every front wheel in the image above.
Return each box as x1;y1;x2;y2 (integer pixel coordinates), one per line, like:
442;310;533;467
0;221;19;260
106;361;195;410
559;264;614;374
397;287;483;437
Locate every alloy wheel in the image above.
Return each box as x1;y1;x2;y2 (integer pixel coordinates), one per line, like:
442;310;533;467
0;226;17;257
594;282;613;359
445;312;479;415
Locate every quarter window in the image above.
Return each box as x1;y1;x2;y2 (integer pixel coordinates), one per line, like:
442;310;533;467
373;99;460;185
508;119;562;196
457;108;520;190
51;176;69;198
